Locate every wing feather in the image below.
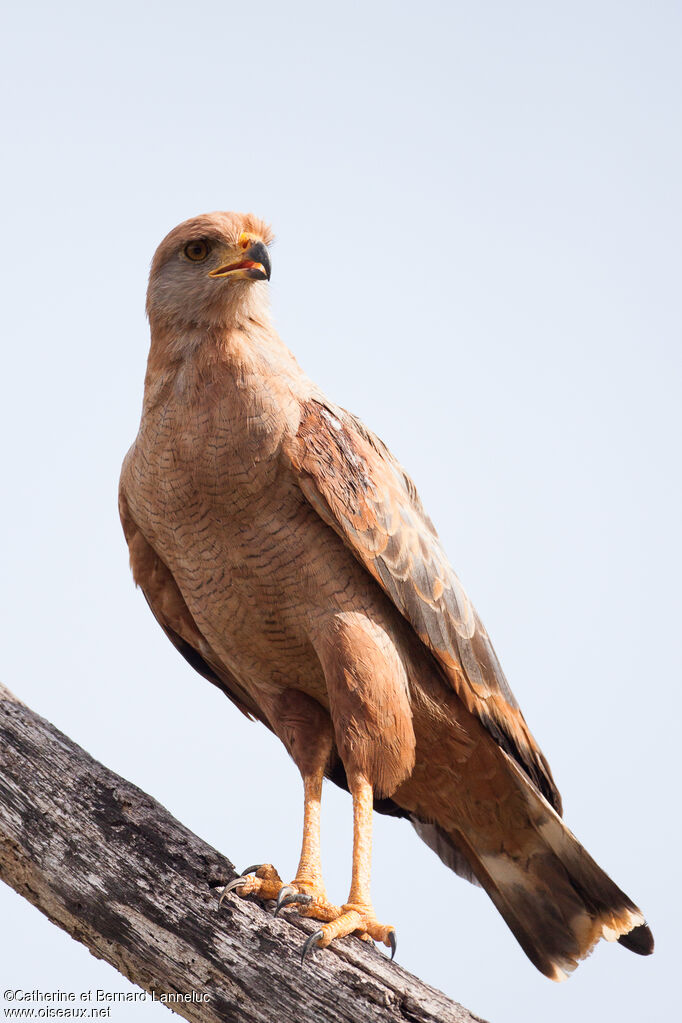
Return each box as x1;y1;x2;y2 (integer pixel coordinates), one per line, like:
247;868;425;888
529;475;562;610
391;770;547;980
119;490;269;728
287;397;562;813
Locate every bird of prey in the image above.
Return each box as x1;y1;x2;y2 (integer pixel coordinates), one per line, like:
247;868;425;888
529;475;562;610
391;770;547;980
119;211;653;979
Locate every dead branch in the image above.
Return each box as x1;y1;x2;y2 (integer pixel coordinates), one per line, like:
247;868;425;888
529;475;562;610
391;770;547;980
0;682;486;1023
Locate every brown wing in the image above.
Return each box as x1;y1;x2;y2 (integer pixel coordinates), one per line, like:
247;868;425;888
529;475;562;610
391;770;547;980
119;490;269;729
286;397;562;813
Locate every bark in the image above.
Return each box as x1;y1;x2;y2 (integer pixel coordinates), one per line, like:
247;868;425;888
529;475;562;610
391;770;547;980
0;682;487;1023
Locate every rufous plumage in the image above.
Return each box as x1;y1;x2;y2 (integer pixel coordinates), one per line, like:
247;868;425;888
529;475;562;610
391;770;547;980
120;211;653;978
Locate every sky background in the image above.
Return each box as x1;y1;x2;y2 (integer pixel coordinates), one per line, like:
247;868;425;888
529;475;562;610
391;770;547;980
1;2;680;1021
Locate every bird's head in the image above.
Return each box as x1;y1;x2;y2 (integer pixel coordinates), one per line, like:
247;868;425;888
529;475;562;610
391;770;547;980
146;211;274;331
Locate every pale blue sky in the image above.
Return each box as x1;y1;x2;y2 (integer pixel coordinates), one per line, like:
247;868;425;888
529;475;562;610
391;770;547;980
1;3;679;1021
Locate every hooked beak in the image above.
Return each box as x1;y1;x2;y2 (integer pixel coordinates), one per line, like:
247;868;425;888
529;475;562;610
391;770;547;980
208;239;271;282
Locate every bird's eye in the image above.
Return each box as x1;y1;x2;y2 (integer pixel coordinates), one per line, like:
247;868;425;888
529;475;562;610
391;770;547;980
184;240;210;262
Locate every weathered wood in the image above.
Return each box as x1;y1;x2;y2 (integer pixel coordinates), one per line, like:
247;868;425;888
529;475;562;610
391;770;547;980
0;683;486;1023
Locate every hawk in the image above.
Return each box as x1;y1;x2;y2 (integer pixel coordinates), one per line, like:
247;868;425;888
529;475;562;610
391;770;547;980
119;211;653;979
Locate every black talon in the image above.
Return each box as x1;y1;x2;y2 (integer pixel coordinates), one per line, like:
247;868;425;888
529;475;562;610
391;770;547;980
275;892;313;918
241;863;263;876
301;929;324;965
388;930;397;961
274;885;297;916
219;875;248;906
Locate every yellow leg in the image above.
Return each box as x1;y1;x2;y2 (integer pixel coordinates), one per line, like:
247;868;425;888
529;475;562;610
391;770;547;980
277;766;342;922
220;764;340;923
292;767;326;893
347;769;374;905
301;772;396;961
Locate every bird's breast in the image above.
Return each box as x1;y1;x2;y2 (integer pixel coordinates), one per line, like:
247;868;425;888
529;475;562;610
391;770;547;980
139;371;298;513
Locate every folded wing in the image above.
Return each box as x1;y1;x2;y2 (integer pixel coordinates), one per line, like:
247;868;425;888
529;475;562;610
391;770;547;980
286;397;562;813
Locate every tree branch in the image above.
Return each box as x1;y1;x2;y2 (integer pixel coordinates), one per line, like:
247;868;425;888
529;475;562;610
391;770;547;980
0;682;486;1023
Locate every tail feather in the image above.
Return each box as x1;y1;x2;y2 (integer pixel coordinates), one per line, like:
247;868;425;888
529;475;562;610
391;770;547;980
455;828;591;981
411;753;653;981
459;826;650;981
411;818;481;887
618;923;655;956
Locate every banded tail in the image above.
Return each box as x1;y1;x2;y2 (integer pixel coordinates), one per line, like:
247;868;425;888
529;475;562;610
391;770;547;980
412;755;653;981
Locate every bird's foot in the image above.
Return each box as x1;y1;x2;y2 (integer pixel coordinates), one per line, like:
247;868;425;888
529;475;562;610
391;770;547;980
219;863;285;904
300;902;396;963
274;877;341;923
220;868;395;961
220;865;340;922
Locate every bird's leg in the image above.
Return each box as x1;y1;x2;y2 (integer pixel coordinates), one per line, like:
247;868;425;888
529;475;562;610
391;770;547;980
301;771;396;962
292;764;326;892
274;764;342;923
221;745;339;921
